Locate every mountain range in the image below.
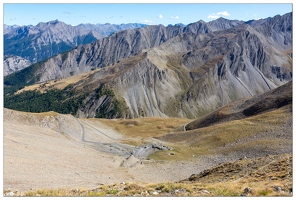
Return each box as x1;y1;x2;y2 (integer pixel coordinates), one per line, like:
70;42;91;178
4;21;146;74
4;12;292;119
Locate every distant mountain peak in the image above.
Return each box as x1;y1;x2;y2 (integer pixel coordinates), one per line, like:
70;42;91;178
47;19;61;24
215;17;228;21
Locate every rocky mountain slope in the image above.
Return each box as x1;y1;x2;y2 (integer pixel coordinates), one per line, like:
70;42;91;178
254;12;292;50
185;81;292;130
4;13;292;119
4;24;19;34
3;56;32;76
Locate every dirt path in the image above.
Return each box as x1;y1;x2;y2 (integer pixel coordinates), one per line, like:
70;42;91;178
79;119;121;141
74;117;86;141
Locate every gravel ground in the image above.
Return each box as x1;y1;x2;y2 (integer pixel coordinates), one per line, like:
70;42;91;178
3;108;292;194
3;109;207;193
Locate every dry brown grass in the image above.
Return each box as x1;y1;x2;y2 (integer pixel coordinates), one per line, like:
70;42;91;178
31;111;59;117
22;168;292;197
98;117;191;139
16;69;100;94
150;106;291;160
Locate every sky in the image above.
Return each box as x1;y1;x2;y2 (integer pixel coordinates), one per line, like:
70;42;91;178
3;2;293;26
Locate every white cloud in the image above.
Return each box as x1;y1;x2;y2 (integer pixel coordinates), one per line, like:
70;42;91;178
10;18;17;21
169;16;179;20
143;20;153;24
158;14;163;19
217;11;230;16
207;11;231;19
63;11;71;15
208;15;218;19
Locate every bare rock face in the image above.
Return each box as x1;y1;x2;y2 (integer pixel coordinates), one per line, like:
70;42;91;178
3;56;31;76
254;12;292;50
4;24;19;34
183;17;243;34
207;17;244;31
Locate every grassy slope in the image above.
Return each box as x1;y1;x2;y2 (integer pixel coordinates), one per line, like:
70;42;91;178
15;69;98;94
97;117;192;146
152;104;291;160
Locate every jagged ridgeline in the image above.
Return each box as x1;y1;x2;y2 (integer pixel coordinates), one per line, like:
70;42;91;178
4;21;147;75
4;21;147;63
4;13;292;119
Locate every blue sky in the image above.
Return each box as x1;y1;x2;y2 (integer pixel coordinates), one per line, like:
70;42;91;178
3;3;293;26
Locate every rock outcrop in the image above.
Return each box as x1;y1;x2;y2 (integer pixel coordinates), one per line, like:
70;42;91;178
4;56;31;76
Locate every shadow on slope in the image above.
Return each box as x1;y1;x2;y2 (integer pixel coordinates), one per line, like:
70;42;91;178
185;81;292;131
